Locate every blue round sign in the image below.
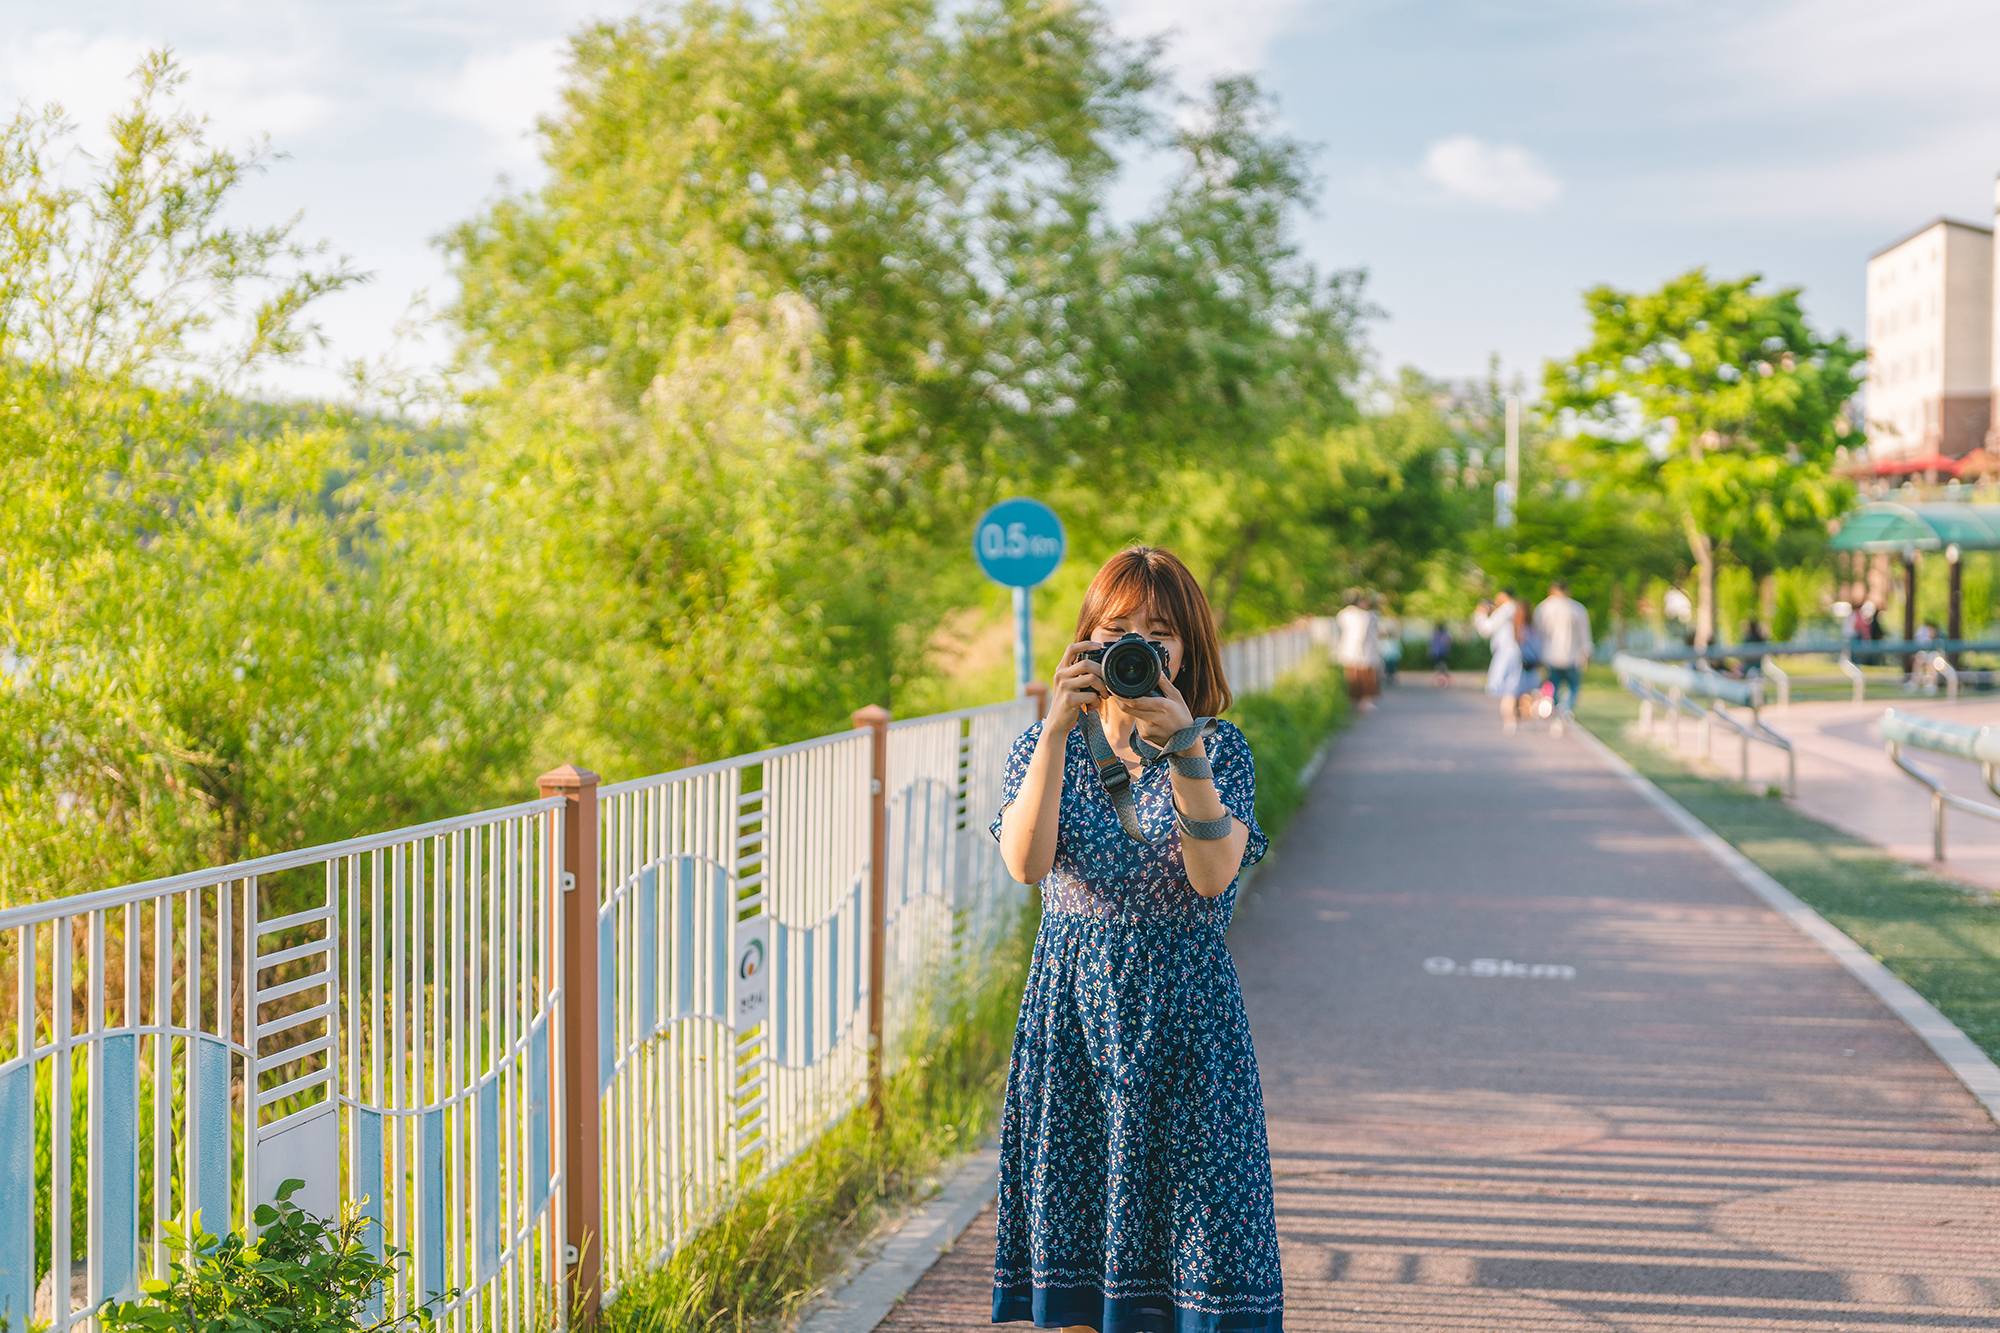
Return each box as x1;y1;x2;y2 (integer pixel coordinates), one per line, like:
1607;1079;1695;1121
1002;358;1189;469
973;498;1066;588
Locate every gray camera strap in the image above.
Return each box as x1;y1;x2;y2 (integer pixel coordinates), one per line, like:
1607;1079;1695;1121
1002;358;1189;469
1079;712;1230;844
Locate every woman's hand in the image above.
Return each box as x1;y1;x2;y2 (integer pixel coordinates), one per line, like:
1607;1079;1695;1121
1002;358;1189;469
1121;673;1198;750
1046;642;1107;732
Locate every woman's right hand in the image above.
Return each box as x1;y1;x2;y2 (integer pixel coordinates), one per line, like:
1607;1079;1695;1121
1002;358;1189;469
1046;642;1106;731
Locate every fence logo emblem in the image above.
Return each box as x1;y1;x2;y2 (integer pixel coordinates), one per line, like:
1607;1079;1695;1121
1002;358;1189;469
735;915;770;1027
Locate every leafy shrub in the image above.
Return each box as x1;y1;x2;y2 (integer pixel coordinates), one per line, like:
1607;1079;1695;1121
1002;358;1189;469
99;1181;446;1333
1229;657;1347;838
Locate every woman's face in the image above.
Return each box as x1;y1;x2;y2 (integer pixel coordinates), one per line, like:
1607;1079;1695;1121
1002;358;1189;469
1091;601;1184;682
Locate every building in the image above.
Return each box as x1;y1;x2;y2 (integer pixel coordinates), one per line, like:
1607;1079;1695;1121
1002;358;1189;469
1864;214;1993;462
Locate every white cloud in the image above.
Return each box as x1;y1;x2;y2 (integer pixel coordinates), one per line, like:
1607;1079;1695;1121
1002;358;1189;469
1100;0;1332;90
1419;135;1562;211
428;38;570;173
0;31;335;149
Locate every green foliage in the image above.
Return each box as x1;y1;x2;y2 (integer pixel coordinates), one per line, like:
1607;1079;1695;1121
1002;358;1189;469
1228;656;1346;837
1544;268;1861;645
99;1180;446;1333
1771;566;1828;640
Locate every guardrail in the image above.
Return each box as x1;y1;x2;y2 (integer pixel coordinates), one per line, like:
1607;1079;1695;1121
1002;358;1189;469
1;617;1317;1333
1879;709;2000;861
1622;637;2000;704
1613;653;1796;794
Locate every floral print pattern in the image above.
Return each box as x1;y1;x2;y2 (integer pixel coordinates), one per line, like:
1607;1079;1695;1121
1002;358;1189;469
989;718;1282;1333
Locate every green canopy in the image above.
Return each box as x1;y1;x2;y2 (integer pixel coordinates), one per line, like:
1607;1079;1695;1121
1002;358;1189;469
1828;502;2000;553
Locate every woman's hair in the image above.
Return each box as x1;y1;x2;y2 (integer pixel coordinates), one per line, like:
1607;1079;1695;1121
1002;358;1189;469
1072;546;1231;715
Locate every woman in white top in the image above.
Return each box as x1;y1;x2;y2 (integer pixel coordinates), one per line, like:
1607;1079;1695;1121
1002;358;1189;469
1334;594;1383;711
1473;589;1523;733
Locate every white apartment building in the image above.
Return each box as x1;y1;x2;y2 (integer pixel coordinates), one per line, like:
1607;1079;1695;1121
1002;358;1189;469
1864;215;1993;461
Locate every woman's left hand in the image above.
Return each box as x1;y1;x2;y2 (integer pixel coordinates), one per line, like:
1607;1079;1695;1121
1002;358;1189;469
1122;675;1198;750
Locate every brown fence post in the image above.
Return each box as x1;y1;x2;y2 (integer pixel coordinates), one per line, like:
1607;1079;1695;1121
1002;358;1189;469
851;705;892;1125
1025;682;1049;721
539;763;602;1327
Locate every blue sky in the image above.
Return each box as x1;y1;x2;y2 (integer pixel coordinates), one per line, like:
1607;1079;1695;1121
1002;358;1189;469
6;0;1998;400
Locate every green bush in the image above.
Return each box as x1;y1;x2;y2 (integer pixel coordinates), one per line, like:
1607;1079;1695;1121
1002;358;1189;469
1230;657;1347;838
98;1181;445;1333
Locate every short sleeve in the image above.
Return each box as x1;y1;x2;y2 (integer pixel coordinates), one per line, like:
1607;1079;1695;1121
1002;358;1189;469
1208;721;1268;869
988;721;1044;843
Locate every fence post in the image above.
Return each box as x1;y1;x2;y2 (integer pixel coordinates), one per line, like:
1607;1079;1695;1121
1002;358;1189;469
852;705;892;1125
1025;682;1049;721
539;764;602;1328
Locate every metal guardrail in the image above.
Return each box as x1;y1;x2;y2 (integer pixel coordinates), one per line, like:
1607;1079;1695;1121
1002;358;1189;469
1879;709;2000;861
1613;653;1796;794
1626;638;1990;703
1631;635;2000;664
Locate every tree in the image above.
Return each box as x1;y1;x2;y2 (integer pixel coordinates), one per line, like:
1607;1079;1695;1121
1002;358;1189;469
1544;268;1861;646
0;57;546;900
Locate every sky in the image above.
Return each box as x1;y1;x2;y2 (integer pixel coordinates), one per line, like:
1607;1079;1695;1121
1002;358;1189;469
6;0;1999;400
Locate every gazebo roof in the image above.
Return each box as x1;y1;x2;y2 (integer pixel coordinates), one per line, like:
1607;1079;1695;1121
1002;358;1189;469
1829;501;2000;553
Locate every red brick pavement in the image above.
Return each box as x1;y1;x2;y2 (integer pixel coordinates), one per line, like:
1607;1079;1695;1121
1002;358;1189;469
871;687;2000;1331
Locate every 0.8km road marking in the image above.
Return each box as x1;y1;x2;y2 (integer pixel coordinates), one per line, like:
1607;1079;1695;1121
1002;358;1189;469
1424;956;1575;980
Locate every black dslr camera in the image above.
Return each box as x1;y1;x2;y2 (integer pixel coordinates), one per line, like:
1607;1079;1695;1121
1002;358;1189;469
1081;632;1171;699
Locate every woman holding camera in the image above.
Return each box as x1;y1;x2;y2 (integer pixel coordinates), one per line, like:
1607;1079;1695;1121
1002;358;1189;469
991;546;1281;1333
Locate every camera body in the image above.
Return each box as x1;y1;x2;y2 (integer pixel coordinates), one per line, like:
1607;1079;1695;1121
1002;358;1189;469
1081;632;1172;699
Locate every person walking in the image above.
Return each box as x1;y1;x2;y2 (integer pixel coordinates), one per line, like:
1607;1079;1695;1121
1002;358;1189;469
1533;579;1592;734
1334;591;1382;712
992;546;1280;1333
1429;622;1453;687
1474;590;1523;733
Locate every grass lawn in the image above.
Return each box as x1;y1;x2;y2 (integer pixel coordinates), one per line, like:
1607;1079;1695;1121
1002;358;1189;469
1574;668;2000;1064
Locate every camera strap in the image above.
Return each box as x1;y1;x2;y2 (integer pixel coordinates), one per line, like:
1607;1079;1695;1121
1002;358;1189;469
1078;711;1219;844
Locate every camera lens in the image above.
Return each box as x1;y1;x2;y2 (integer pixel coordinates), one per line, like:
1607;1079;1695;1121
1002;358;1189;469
1100;636;1161;698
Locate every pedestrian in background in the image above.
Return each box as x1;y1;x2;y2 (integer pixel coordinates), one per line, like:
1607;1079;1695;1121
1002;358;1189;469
1335;592;1382;713
1533;579;1592;735
1429;622;1453;687
1474;591;1523;734
1515;596;1543;723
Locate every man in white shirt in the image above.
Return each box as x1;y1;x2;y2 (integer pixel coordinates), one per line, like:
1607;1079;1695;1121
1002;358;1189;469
1532;580;1591;731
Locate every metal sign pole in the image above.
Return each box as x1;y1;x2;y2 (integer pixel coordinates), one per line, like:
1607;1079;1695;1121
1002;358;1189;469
1014;585;1032;697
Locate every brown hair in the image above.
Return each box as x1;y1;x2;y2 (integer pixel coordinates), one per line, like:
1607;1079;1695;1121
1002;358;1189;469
1072;546;1232;715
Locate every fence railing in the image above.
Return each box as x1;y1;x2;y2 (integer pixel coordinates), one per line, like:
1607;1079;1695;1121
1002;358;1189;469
1222;619;1324;698
0;801;567;1333
0;619;1317;1333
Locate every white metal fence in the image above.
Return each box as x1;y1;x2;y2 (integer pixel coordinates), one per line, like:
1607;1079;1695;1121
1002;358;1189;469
2;619;1314;1333
0;801;567;1333
1222;619;1326;698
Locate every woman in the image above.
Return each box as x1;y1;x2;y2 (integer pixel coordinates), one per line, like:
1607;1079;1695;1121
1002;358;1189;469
1474;589;1523;733
992;546;1280;1333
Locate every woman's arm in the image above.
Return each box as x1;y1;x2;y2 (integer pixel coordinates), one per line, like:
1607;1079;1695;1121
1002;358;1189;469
1166;740;1251;897
998;644;1104;884
1121;680;1252;898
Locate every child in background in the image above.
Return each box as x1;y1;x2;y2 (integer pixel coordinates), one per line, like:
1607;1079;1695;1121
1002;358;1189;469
1430;624;1453;687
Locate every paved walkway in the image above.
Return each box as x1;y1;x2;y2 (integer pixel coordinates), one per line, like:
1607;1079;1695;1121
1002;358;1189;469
1626;691;2000;891
874;685;2000;1331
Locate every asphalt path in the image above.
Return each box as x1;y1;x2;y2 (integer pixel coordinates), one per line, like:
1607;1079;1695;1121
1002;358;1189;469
877;683;2000;1331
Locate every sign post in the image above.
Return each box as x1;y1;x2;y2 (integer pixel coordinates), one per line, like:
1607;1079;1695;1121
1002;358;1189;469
973;498;1066;696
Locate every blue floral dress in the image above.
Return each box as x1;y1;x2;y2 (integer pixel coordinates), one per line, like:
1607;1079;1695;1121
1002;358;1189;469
989;718;1281;1333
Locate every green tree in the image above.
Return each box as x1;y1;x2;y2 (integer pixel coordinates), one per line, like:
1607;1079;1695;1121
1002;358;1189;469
0;57;544;900
1544;268;1860;646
